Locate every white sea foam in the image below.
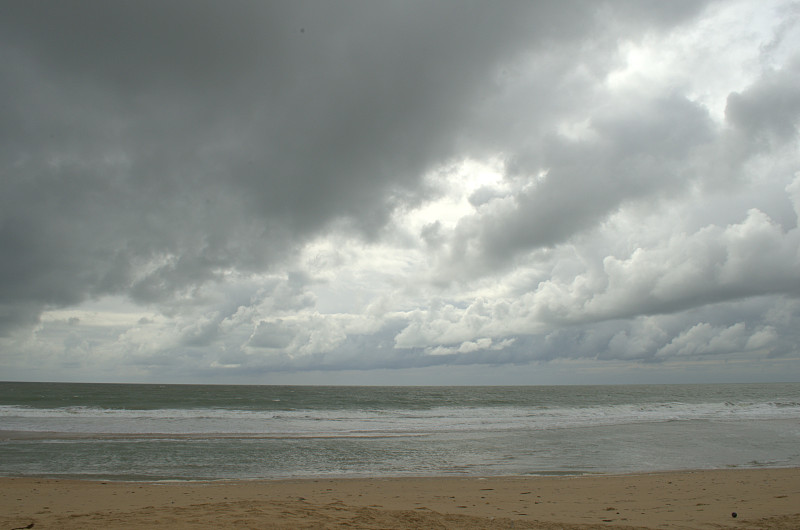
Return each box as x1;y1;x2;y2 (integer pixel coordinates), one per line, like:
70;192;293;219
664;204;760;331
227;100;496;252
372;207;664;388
2;399;798;438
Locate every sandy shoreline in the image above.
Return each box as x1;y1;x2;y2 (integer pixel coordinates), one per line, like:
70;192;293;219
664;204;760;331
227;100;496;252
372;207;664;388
1;468;798;529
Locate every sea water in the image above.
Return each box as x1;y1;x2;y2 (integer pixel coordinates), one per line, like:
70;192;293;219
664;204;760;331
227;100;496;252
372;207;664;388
1;382;798;481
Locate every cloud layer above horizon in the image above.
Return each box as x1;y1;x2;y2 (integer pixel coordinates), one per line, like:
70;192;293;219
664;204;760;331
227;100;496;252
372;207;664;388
2;0;800;384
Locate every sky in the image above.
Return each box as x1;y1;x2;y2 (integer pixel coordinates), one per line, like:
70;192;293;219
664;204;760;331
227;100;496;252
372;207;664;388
2;0;800;385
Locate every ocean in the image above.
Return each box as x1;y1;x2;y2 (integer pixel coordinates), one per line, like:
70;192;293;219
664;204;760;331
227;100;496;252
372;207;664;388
1;382;799;481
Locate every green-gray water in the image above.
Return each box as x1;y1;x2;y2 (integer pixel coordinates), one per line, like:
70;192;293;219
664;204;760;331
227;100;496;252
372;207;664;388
2;382;799;480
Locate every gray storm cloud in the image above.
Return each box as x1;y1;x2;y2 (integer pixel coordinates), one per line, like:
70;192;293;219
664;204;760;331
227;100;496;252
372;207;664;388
0;1;707;330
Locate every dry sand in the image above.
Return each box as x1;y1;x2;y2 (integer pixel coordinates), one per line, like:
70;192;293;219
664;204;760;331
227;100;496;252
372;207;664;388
1;468;798;529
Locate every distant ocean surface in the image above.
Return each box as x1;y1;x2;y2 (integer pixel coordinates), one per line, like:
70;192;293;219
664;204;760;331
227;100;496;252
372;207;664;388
1;382;799;481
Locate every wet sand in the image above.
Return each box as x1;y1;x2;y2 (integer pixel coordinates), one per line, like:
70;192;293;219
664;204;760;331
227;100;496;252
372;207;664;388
1;468;798;529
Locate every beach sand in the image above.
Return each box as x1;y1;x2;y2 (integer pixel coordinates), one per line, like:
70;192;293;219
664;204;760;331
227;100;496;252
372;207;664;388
1;468;798;529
